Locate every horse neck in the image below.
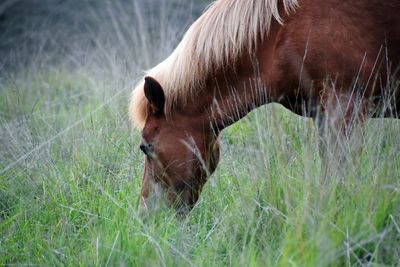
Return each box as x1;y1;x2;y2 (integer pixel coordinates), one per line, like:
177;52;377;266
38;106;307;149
194;23;282;132
204;67;266;131
174;67;262;136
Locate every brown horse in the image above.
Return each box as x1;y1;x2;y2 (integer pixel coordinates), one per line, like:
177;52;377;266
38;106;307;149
129;0;400;212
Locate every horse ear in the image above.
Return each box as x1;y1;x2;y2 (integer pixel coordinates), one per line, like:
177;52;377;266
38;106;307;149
144;76;165;115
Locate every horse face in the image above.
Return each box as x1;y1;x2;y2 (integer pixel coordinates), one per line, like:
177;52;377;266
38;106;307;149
138;77;220;213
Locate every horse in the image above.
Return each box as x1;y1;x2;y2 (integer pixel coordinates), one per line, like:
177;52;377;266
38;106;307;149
129;0;400;213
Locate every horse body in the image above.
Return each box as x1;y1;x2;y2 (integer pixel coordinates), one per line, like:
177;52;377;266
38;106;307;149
254;0;400;119
130;0;400;212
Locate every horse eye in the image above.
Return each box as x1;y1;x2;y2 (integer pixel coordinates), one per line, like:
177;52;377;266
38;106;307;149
140;143;154;155
140;144;147;154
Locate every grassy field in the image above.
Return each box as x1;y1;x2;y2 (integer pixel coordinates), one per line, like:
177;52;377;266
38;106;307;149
1;1;400;266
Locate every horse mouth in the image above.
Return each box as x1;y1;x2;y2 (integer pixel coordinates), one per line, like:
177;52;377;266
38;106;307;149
139;181;196;215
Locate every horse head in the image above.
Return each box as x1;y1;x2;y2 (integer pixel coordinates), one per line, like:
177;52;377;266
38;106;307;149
138;77;220;213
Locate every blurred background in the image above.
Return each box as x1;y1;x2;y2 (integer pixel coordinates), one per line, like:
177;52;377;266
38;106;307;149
0;0;211;75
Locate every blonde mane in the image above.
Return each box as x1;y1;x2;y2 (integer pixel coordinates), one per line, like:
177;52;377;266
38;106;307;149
129;0;298;129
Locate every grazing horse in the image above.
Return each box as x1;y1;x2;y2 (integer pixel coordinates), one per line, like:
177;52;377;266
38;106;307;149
129;0;400;212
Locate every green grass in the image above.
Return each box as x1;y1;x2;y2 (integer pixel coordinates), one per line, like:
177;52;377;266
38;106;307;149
1;69;399;266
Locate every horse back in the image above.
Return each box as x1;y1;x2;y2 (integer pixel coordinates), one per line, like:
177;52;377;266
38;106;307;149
264;0;400;116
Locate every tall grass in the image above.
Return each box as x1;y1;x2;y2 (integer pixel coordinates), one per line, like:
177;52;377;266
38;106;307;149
1;1;400;266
